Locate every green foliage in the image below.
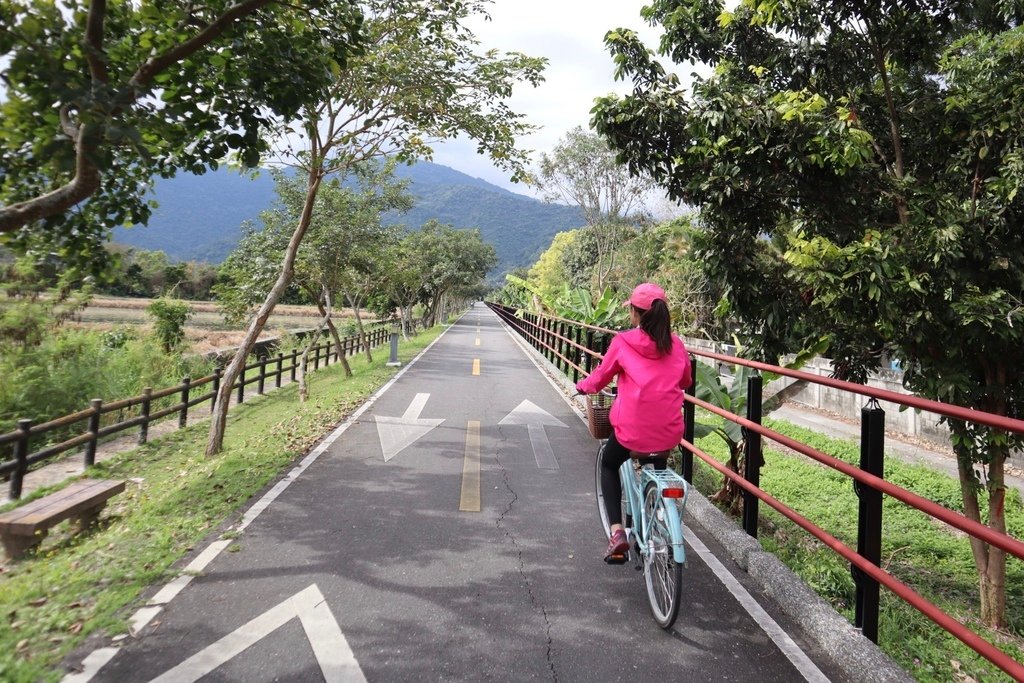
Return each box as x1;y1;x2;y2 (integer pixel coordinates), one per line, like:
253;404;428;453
0;0;365;271
0;257;92;350
537;125;654;225
100;246;217;300
145;298;192;352
0;328;212;435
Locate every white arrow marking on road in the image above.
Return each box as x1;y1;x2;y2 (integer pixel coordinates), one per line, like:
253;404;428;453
374;393;444;462
498;400;568;470
149;584;366;683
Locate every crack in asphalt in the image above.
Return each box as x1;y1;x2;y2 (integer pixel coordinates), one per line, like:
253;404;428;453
494;438;558;682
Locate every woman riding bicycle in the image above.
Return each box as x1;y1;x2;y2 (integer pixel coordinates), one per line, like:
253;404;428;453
575;283;692;561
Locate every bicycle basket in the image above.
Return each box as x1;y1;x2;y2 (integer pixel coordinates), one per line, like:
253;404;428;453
586;393;613;439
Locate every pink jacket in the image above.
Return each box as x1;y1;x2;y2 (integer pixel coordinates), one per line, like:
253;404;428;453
576;329;692;452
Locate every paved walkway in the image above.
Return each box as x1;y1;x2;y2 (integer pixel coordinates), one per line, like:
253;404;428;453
61;308;859;683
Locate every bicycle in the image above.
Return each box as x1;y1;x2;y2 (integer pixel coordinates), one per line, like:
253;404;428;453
590;393;690;629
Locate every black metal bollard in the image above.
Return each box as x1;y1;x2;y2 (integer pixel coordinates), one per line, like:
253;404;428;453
682;354;697;483
855;399;885;643
742;374;763;538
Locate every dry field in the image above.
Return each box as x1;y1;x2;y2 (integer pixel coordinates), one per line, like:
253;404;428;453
68;296;358;355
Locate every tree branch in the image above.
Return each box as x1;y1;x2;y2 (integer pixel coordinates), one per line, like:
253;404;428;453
85;0;109;84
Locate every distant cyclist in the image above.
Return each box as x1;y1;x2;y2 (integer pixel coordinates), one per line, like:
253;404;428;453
575;283;692;562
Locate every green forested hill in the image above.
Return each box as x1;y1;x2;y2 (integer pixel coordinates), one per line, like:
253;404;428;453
110;162;585;273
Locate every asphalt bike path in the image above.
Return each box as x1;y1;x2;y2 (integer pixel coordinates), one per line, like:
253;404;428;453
73;307;848;682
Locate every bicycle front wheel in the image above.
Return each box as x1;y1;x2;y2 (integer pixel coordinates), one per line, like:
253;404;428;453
642;482;683;629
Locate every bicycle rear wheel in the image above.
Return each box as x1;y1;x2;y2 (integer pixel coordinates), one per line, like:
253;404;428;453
642;482;683;629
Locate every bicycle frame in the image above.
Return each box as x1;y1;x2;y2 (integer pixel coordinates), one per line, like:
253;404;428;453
620;460;689;565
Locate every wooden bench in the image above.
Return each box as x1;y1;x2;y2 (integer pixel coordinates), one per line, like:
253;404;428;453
0;479;125;559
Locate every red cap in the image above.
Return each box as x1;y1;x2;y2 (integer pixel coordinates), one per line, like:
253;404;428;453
626;282;667;310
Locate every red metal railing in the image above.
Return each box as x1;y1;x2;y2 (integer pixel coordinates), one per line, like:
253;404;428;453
488;301;1024;680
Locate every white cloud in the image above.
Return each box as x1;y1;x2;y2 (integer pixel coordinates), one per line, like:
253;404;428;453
429;0;676;196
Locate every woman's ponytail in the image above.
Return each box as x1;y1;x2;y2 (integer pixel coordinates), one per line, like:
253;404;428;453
636;299;673;355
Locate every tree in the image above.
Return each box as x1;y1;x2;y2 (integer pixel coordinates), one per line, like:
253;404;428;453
205;0;544;454
592;1;1024;629
0;1;364;271
536;126;655;289
405;221;497;327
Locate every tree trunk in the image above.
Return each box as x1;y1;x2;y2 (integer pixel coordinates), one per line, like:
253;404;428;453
298;288;331;402
399;304;412;340
317;298;352;378
348;294;372;363
710;440;745;515
206;167;323;455
955;434;1009;629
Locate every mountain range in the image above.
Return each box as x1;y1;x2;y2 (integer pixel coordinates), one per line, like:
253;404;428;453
110;161;586;274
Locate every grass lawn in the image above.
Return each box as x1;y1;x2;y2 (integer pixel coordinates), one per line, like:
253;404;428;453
0;325;443;683
689;414;1024;683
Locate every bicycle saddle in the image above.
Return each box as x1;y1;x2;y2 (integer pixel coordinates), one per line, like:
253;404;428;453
629;450;672;459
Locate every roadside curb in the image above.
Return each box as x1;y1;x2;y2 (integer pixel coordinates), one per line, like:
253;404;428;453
495;311;913;683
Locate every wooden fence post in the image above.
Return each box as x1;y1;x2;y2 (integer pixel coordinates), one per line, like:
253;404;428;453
237;365;246;404
139;389;152;445
290;349;298;382
313;343;320;371
10;419;32;500
211;367;222;411
85;398;102;467
179;377;191;428
276;353;284;389
258;357;267;395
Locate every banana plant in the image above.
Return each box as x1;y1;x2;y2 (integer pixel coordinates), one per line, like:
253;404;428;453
552;285;628;328
693;359;754;514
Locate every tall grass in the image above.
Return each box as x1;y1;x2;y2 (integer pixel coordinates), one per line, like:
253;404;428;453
0;327;213;435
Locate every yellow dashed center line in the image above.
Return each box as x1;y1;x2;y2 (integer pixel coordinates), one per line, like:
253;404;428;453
459;421;481;512
472;359;480;375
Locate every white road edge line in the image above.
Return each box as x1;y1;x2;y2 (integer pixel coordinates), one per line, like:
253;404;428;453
62;321;462;683
684;526;830;683
494;308;830;683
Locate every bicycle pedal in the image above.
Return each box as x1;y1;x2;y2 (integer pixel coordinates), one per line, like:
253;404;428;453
604;553;628;565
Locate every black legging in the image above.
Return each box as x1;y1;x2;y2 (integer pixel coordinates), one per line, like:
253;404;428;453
601;431;667;526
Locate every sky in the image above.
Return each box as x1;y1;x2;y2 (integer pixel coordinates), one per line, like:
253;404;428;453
429;1;670;198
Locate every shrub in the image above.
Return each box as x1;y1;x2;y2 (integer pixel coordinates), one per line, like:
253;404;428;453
146;298;192;352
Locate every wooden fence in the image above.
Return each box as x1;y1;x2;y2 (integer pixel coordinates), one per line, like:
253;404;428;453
0;324;404;499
